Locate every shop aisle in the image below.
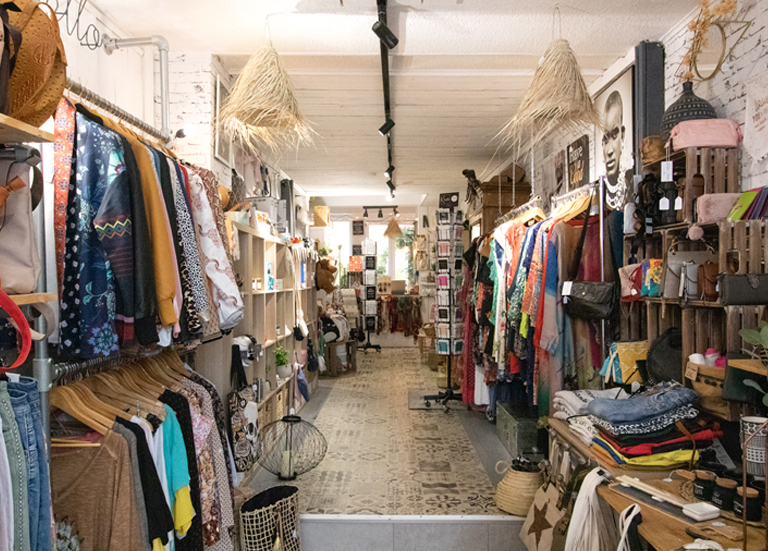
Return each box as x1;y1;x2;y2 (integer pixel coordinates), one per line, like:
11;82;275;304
253;348;505;515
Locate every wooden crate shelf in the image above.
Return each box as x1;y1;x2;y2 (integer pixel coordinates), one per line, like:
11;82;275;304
0;113;54;143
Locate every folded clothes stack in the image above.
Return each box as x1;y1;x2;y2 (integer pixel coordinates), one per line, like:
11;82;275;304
552;388;630;444
586;383;706;470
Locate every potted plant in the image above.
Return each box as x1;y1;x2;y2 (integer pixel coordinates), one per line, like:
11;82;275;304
732;324;768;376
275;346;292;379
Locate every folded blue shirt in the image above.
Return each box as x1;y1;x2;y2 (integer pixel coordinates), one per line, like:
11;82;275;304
588;382;697;424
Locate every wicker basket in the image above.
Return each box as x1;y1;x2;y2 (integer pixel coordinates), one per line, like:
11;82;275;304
495;462;543;516
240;486;301;551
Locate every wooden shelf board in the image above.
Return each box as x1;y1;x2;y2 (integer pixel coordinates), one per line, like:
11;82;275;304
643;297;723;308
233;222;284;244
624;221;691;239
10;292;57;306
263;339;276;348
257;374;293;411
0;114;54;143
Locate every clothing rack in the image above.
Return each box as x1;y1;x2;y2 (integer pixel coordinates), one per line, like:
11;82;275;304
494;194;542;227
53;354;142;387
65;78;172;143
550;181;600;210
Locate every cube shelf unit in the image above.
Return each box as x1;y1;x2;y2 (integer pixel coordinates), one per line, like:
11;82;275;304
232;222;318;426
621;143;767;420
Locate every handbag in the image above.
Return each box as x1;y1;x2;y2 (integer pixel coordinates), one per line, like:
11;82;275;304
719;274;768;305
619;263;642;302
697;193;740;225
0;157;40;294
600;341;648;384
563;195;618;320
641;259;663;297
227;345;260;473
697;261;720;302
662;241;717;300
0;3;21;115
306;338;319;372
647;328;683;383
668;119;743;151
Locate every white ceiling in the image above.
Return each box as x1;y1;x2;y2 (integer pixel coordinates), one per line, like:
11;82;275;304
92;0;698;206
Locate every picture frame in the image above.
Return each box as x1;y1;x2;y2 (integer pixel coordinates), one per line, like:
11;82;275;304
593;65;635;210
214;74;233;167
353;220;365;236
567;135;590;190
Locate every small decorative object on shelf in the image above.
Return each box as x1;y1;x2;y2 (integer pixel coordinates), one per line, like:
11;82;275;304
257;415;327;480
661;81;717;140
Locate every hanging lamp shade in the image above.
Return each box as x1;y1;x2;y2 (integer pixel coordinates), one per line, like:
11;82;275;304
498;39;601;152
219;43;314;151
383;217;403;239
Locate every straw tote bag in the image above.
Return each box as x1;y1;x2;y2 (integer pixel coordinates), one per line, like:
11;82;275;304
495;461;543;516
7;0;67;127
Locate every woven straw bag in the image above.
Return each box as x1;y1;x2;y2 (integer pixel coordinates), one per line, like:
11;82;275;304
8;0;66;127
495;461;543;516
240;486;301;551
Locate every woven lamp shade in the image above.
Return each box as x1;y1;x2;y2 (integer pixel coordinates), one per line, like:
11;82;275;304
383;218;403;239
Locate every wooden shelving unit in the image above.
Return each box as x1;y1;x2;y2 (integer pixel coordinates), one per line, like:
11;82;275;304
10;292;57;306
231;221;318;426
0;113;54;144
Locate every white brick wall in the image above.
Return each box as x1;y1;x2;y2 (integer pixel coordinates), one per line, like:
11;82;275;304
662;0;768;190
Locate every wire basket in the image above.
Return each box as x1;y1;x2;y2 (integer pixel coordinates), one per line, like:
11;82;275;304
240;486;300;551
258;415;327;480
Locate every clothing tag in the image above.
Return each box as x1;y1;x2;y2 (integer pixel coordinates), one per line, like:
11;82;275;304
675;196;683;210
562;281;573;296
716;282;720;292
630;289;638;295
661;161;674;182
7;373;20;382
659;197;670;211
685;362;699;380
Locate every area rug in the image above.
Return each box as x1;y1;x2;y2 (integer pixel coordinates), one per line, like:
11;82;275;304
277;348;502;515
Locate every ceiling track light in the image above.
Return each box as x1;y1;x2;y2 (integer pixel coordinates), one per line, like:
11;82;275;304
386;190;395;202
363;208;368;218
372;21;398;49
378;118;395;136
385;165;395;178
394;207;399;217
386;179;395;192
378;208;383;218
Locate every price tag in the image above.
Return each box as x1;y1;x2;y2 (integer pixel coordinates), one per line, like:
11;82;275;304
661;161;674;182
630;288;638;295
685;361;699;380
562;281;573;296
659;197;670;211
675;196;683;210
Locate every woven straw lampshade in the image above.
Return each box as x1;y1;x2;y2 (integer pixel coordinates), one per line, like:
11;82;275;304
219;43;313;151
498;39;601;153
383;218;403;239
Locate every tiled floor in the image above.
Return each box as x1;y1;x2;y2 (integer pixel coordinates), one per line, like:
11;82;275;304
252;347;509;516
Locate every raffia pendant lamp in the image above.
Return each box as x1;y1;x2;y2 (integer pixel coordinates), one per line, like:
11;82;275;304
498;38;601;152
383;218;403;239
219;43;313;151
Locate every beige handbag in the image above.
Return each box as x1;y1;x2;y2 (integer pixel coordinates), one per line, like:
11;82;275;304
0;158;40;294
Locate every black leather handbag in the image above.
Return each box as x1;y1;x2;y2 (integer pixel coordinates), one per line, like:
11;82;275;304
563;195;618;320
719;274;768;305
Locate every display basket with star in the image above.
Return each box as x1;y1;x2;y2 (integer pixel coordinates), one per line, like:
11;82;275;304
495;459;543;516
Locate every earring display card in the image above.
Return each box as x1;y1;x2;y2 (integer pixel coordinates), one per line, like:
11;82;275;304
436;323;450;339
366;286;376;300
436;209;451;226
364;270;377;286
365;255;377;270
437;258;449;272
452;323;465;339
454;259;463;271
437;290;450;306
436;339;450;355
454;225;464;239
452;339;464;354
437;242;450;257
352;244;363;256
454;243;464;258
438;227;453;241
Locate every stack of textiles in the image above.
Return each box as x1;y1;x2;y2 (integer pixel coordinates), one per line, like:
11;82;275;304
53;98;244;359
587;383;709;469
552;388;630;445
49;351;236;551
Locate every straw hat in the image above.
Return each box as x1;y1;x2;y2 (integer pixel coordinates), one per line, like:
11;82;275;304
640;136;666;166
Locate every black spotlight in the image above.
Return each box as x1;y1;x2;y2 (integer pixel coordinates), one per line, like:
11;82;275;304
363;208;368;218
378;208;383;218
372;21;398;49
378;118;395;136
394;206;399;217
385;165;394;178
386;179;395;192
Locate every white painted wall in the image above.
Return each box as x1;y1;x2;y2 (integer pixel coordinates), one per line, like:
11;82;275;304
662;1;768;190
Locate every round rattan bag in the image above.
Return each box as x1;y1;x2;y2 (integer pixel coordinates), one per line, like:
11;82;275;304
8;0;66;127
495;461;544;516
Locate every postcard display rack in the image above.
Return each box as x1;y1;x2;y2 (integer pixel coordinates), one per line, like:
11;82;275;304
424;208;464;410
360;238;381;352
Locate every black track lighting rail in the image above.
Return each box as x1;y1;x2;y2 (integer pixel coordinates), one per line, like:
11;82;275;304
376;0;396;196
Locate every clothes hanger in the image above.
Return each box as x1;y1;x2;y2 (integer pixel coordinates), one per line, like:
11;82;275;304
69;384;132;422
51;437;101;448
49;386;111;436
84;374;166;419
515;206;547;227
110;368;164;402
